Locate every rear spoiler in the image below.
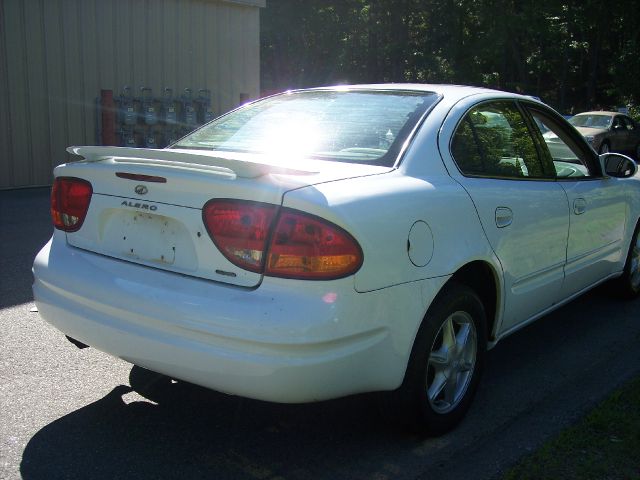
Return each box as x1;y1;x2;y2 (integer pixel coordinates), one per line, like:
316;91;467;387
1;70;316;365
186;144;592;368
67;146;319;179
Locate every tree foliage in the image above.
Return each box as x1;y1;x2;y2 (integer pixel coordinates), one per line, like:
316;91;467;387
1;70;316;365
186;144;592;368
261;1;640;115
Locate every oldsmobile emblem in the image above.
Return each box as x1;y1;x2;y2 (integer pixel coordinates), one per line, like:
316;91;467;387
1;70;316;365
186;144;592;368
134;185;148;195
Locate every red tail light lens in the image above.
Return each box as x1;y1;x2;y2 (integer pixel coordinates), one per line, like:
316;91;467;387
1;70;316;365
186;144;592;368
203;200;278;272
51;177;93;232
202;200;363;280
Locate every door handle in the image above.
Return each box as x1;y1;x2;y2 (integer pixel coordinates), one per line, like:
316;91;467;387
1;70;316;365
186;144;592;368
573;198;586;215
495;207;513;228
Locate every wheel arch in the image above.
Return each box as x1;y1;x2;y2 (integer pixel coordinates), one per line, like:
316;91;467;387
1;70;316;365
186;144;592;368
447;260;502;342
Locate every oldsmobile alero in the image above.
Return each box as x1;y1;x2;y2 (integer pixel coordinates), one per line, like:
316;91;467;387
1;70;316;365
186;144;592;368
32;85;640;434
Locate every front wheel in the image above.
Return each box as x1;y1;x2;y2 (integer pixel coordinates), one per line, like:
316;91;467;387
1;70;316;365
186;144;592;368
615;223;640;299
386;282;487;435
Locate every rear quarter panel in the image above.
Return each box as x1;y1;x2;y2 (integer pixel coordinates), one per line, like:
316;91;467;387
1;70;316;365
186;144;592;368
281;170;500;294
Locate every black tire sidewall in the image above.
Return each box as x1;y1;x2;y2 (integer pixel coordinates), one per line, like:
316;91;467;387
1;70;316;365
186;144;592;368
619;222;640;298
398;282;487;435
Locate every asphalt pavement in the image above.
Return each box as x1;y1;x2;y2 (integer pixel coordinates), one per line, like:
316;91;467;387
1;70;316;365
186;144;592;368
1;187;639;480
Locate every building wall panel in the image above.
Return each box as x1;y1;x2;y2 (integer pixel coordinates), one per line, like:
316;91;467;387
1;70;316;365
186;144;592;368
146;0;164;93
1;0;262;188
4;0;31;187
42;0;70;180
61;0;86;151
23;0;51;185
205;1;221;113
80;0;100;152
0;1;13;185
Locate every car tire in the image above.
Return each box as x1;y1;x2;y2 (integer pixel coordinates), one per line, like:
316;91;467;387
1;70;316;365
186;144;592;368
385;282;487;435
599;142;610;154
615;222;640;299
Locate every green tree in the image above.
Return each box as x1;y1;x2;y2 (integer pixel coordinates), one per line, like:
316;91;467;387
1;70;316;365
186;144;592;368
261;1;640;114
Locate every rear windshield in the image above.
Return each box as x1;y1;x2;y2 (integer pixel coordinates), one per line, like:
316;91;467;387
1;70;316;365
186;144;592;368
172;89;440;166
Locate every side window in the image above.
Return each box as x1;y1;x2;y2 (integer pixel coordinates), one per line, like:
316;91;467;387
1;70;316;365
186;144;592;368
451;101;548;179
526;107;595;179
613;116;624;129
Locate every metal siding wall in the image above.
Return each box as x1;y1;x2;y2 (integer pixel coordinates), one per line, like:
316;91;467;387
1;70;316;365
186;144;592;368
217;4;232;113
205;1;221;114
3;0;30;187
61;0;87;151
0;1;14;187
193;1;206;90
24;0;50;186
43;0;69;180
0;0;261;189
146;0;164;91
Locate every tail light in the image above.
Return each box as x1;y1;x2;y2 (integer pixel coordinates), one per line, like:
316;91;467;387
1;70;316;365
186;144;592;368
203;200;363;280
203;200;278;273
51;177;93;232
266;210;363;279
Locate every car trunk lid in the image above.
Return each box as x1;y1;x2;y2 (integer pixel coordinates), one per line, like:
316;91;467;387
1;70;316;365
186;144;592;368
57;146;390;287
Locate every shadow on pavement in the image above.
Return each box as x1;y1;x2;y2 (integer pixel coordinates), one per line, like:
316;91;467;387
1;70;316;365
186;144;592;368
20;368;413;479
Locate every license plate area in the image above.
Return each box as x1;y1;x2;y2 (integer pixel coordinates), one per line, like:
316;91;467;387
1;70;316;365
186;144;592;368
105;211;178;265
67;193;264;287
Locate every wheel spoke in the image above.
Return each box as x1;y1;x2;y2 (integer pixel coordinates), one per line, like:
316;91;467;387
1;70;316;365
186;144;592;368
443;372;458;406
442;317;456;349
427;372;447;403
458;360;474;373
455;322;471;350
429;350;449;368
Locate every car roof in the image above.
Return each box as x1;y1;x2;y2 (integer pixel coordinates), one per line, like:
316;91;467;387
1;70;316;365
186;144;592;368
289;83;536;103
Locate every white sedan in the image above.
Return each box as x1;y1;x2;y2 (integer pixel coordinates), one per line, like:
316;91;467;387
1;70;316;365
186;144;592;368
33;85;640;435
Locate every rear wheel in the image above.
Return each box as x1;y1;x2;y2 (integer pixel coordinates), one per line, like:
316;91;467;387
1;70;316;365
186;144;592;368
387;282;487;435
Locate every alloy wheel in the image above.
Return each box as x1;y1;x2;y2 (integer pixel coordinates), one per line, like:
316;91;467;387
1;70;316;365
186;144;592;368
426;311;477;414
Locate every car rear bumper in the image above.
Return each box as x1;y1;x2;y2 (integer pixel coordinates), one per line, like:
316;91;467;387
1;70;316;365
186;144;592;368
33;234;439;402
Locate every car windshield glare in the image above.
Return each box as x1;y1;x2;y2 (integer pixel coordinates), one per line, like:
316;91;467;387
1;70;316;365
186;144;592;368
172;89;440;166
569;114;612;129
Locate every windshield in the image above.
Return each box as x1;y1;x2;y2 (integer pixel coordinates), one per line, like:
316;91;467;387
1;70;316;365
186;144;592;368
569;114;612;129
172;89;440;166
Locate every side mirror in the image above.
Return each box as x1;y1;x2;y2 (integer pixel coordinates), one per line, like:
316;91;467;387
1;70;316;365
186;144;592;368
600;152;638;178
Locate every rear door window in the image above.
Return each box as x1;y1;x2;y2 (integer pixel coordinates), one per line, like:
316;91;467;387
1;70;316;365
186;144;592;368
451;101;551;179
